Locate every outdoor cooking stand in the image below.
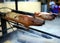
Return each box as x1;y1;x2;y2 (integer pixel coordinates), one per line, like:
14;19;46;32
0;0;60;39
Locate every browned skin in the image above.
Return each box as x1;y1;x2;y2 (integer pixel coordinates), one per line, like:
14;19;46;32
4;12;45;29
34;12;55;20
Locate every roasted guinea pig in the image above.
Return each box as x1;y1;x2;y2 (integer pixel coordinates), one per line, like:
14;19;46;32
4;12;45;28
34;12;55;20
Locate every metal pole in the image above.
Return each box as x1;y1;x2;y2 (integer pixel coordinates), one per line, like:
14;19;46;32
15;0;18;10
1;18;7;36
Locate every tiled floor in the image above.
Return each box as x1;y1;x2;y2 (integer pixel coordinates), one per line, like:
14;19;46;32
0;17;60;43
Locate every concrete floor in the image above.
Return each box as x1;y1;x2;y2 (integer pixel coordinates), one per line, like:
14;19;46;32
0;17;60;43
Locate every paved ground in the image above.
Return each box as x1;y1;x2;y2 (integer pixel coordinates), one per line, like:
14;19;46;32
0;17;60;43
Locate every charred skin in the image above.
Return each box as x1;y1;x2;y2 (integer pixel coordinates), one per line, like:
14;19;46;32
4;12;45;29
34;12;55;20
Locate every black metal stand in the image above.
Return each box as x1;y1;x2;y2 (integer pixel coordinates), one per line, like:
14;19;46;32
1;18;7;36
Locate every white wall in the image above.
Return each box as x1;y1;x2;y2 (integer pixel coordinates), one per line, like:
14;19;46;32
0;2;41;13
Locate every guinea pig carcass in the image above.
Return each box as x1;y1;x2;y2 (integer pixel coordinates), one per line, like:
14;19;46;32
34;12;55;20
4;12;45;29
